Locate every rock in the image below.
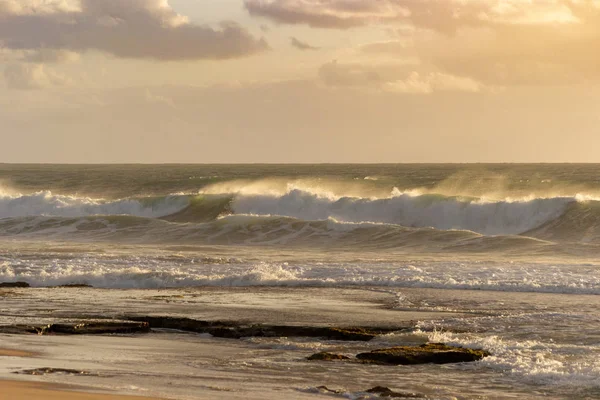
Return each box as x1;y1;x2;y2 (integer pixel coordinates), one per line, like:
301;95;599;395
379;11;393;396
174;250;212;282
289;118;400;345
229;325;382;341
125;316;236;333
126;316;398;341
14;368;92;376
356;343;490;365
48;322;150;335
56;284;93;288
307;352;350;361
0;321;150;335
315;386;344;394
0;282;30;288
366;386;424;398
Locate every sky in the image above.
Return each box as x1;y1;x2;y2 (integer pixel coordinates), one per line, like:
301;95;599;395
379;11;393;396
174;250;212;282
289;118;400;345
0;0;599;163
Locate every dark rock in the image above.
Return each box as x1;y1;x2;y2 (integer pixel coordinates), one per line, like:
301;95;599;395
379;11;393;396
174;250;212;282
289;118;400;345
0;322;150;335
125;316;236;333
215;325;382;341
366;386;424;398
265;326;383;341
56;284;93;288
0;282;30;288
48;322;150;335
307;352;350;361
126;316;397;341
356;343;490;365
0;325;51;335
14;368;92;376
316;386;344;394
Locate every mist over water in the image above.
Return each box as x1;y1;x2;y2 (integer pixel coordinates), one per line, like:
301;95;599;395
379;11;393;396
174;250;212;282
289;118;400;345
2;164;600;248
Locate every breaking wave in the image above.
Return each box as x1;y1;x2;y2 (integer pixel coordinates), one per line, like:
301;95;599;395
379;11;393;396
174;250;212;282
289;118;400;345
2;185;600;247
0;190;190;219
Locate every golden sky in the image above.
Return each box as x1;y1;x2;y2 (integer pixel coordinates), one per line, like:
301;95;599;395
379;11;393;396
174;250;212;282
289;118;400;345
1;0;599;162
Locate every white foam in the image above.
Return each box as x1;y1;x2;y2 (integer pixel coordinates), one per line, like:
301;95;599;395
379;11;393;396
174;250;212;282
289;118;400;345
2;255;600;295
416;329;600;390
231;189;573;235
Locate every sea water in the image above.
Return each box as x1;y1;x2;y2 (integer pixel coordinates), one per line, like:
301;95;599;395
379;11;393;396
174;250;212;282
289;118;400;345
1;164;599;399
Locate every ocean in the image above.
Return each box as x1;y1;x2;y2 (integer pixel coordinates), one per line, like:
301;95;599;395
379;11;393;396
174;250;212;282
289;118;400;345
1;164;599;399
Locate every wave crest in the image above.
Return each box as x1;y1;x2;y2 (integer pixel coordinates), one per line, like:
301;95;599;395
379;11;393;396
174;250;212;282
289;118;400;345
231;189;573;235
0;191;190;219
2;186;599;241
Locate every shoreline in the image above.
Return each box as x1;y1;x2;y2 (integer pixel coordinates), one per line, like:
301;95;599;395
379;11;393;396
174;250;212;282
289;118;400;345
0;286;589;399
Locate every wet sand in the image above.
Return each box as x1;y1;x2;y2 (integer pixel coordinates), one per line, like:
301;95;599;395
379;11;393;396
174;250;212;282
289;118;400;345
0;287;467;399
0;348;161;400
0;348;36;358
0;380;162;400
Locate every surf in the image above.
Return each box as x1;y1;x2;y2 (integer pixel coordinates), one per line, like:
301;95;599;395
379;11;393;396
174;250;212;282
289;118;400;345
4;184;600;249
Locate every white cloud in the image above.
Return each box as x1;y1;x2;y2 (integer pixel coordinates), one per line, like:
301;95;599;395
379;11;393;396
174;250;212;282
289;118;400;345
0;0;80;15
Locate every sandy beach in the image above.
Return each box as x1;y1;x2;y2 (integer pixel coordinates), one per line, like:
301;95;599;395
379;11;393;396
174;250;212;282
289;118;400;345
1;347;162;400
0;380;162;400
0;285;587;399
0;286;474;400
0;349;36;358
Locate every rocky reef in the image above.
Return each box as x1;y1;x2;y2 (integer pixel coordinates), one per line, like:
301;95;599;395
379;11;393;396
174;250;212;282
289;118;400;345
356;343;490;365
307;352;350;361
125;315;400;341
0;282;30;288
0;321;150;335
308;343;490;365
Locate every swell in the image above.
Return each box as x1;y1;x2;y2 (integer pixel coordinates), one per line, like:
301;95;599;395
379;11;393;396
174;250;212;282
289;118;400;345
229;189;574;236
0;214;557;255
525;201;600;242
4;188;600;247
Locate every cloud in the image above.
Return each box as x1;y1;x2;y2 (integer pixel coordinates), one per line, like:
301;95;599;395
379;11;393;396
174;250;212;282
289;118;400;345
319;61;383;87
250;0;600;86
395;15;600;85
0;0;269;60
290;37;319;50
4;63;72;89
245;0;576;33
21;49;81;63
246;0;399;29
384;72;483;94
145;88;176;108
318;61;483;93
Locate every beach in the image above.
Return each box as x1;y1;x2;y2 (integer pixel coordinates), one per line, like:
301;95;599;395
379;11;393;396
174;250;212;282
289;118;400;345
2;285;598;399
0;286;464;399
0;380;162;400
